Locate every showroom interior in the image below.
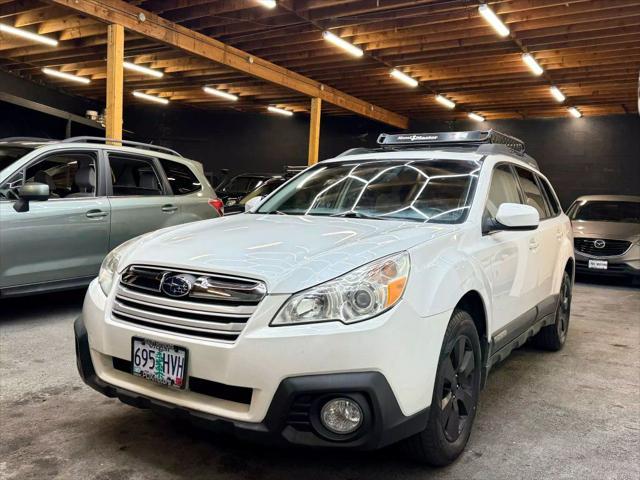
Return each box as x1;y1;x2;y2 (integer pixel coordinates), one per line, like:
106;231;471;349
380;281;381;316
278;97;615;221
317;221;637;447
0;0;639;478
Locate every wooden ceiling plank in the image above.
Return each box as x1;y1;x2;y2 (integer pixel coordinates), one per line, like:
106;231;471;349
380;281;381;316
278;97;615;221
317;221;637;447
48;0;408;128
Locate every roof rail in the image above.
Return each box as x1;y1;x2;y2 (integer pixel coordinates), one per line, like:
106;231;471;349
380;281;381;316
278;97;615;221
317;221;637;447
61;136;182;157
377;130;526;155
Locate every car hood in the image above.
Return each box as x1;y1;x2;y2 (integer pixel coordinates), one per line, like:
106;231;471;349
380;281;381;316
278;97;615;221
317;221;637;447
122;214;458;294
572;220;640;241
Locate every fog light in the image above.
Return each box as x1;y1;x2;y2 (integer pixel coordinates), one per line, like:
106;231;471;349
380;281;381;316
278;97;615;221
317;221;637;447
320;398;363;434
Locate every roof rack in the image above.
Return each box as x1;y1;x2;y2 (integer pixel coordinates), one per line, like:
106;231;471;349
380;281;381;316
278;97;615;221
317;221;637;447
377;130;526;155
61;136;182;157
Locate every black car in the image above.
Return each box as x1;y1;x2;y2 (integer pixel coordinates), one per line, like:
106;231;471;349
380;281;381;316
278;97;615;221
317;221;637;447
221;166;307;214
224;176;288;214
215;173;275;206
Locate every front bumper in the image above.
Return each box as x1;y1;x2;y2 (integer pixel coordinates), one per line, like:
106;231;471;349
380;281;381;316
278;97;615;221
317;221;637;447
575;250;640;278
75;316;429;449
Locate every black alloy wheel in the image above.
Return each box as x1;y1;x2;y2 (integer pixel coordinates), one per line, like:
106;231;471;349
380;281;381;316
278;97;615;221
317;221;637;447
439;336;476;442
534;270;572;351
556;274;572;343
404;309;482;466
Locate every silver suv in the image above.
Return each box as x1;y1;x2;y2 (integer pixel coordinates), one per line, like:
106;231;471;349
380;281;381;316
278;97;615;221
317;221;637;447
0;137;222;297
568;195;640;281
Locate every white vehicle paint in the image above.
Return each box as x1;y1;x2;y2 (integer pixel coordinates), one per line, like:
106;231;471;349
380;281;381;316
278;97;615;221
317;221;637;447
76;131;574;465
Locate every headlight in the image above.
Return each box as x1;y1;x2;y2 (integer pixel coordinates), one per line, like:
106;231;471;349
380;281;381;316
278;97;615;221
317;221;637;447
97;238;139;295
271;252;410;326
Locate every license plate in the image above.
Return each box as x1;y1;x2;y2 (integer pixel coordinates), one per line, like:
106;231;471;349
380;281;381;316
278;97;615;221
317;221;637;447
588;259;608;270
131;338;188;389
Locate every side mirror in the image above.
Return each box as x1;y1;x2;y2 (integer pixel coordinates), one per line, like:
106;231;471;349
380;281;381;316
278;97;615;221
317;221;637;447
13;182;50;213
244;195;264;213
491;203;539;231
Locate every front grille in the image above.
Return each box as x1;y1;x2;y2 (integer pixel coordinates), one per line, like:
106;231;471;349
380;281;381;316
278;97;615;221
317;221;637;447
112;357;252;404
111;265;266;342
574;238;631;257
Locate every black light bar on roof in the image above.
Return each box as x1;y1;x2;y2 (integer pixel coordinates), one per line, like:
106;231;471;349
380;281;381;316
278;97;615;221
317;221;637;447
377;129;525;154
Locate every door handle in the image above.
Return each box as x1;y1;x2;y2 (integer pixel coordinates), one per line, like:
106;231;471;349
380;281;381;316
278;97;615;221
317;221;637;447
162;204;178;213
556;229;563;240
86;209;109;219
529;239;539;251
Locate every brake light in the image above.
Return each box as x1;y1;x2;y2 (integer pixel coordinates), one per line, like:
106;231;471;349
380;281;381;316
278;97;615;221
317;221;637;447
208;198;224;216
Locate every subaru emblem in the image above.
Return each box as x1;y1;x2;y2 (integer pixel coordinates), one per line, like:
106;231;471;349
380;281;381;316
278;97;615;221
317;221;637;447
161;274;195;298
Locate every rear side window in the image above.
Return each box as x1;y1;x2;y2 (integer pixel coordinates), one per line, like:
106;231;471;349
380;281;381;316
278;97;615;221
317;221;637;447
484;164;522;220
515;167;550;219
108;154;164;196
159;159;201;195
536;175;561;216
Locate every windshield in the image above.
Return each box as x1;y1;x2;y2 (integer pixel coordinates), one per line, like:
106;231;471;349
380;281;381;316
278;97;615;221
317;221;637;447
569;200;640;224
0;146;34;171
256;159;480;223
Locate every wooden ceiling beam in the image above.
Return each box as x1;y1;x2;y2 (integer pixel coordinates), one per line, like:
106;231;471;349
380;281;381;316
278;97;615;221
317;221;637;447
49;0;408;128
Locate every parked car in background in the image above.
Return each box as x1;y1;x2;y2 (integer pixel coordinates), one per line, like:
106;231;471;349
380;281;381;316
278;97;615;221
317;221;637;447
568;195;640;282
0;137;223;297
75;130;574;466
224;176;286;214
217;167;306;208
224;167;306;214
215;172;274;206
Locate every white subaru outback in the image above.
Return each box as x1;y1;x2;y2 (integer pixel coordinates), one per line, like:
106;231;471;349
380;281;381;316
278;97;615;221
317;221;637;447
75;130;574;466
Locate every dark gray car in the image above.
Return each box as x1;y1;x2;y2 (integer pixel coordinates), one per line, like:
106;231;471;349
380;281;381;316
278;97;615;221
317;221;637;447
568;195;640;281
0;137;223;297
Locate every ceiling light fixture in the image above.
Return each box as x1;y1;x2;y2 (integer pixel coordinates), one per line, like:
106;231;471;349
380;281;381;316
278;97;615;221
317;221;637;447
0;23;58;47
203;86;238;101
257;0;277;8
522;53;544;76
268;106;293;116
390;69;419;87
568;107;582;118
549;86;566;102
468;112;485;122
478;4;510;37
435;94;456;109
123;61;163;78
42;68;90;84
322;31;363;57
133;91;169;105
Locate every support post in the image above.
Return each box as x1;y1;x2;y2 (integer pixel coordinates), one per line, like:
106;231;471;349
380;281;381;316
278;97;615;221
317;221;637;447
105;23;124;141
308;97;322;166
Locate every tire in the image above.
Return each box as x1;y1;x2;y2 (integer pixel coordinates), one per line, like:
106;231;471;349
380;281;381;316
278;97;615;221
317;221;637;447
404;309;482;466
533;271;572;351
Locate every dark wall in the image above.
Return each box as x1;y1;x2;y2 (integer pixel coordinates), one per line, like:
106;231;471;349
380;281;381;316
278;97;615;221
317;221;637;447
0;69;100;116
0;69;103;139
412;116;640;208
123;105;385;178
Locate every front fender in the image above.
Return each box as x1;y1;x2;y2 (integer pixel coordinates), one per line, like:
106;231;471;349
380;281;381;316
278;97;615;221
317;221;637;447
405;231;493;333
552;222;575;293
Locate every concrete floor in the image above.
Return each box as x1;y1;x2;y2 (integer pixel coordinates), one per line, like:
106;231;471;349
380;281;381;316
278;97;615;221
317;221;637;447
1;278;638;480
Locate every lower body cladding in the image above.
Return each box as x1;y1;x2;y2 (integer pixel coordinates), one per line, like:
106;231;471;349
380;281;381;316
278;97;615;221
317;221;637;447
77;279;450;449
